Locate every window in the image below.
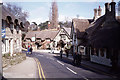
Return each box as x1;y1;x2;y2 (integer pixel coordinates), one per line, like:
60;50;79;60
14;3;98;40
93;48;99;56
61;34;65;39
100;48;105;57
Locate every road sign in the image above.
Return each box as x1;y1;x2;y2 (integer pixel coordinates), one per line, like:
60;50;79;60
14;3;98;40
2;29;6;38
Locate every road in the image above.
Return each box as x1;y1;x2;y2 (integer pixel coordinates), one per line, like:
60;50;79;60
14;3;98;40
25;51;112;80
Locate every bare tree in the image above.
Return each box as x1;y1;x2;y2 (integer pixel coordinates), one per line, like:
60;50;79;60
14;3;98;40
5;3;29;23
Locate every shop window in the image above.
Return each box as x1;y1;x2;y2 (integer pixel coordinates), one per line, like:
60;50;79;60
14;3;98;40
94;48;99;56
106;49;110;59
100;48;105;57
79;46;84;53
93;48;96;55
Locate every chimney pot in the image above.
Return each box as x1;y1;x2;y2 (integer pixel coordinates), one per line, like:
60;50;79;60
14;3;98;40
98;6;102;16
94;8;97;19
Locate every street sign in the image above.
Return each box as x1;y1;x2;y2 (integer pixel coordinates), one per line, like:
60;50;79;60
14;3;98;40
2;29;6;38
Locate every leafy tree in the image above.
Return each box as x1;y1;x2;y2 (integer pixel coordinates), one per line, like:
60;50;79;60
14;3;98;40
38;21;49;30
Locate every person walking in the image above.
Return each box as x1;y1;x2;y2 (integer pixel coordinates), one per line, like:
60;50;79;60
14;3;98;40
73;51;77;65
27;45;30;54
60;49;63;59
77;51;82;65
30;45;33;54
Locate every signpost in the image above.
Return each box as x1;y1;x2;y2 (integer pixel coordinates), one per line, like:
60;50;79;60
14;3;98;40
2;29;5;38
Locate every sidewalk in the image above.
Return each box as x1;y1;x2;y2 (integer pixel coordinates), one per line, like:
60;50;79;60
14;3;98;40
3;57;38;78
62;54;119;78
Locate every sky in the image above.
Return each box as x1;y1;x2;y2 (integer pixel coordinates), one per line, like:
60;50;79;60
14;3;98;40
2;0;119;24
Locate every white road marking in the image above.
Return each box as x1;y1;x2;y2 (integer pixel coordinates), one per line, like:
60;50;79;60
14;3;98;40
49;57;54;60
37;55;43;57
82;76;89;80
57;60;64;66
66;67;77;75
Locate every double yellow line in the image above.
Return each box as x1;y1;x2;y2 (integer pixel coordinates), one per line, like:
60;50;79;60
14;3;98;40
35;58;46;80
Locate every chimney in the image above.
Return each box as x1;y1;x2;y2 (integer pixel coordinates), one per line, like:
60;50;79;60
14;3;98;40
98;6;102;16
94;8;97;19
110;1;116;19
105;3;110;15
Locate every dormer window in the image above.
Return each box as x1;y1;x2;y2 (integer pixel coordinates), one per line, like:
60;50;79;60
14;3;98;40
14;19;19;34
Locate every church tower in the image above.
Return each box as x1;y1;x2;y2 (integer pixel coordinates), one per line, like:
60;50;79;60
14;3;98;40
49;0;58;29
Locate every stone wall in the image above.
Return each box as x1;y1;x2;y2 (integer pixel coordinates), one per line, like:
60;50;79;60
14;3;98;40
2;53;26;68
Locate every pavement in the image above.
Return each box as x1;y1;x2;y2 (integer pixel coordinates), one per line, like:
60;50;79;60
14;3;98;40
62;54;120;78
3;57;38;78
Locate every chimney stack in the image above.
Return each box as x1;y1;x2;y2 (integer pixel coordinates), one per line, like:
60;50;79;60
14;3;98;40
110;2;116;19
94;8;97;19
98;6;102;16
105;3;110;15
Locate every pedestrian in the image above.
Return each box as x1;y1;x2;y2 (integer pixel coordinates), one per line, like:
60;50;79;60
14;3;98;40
77;51;82;65
30;46;33;54
73;51;77;65
60;50;63;59
27;45;30;54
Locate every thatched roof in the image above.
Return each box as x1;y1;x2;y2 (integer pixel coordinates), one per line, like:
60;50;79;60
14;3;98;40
25;29;59;40
72;18;89;39
62;27;71;36
2;5;27;32
87;15;120;49
90;24;120;49
85;15;105;37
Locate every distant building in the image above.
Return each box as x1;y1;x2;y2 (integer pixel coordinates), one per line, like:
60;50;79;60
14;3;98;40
24;28;71;51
